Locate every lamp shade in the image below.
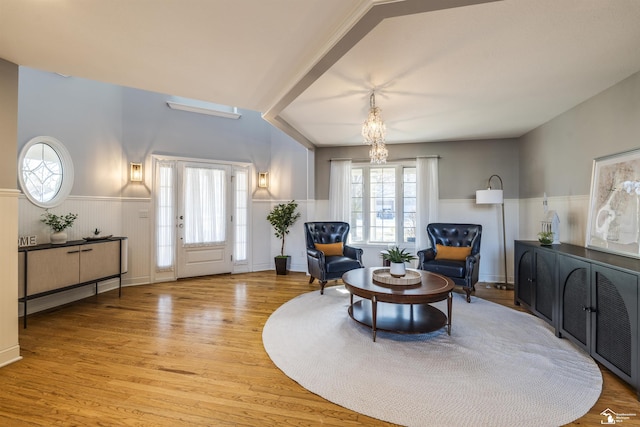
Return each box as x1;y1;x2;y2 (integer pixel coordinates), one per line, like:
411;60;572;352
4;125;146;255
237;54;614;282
476;189;503;204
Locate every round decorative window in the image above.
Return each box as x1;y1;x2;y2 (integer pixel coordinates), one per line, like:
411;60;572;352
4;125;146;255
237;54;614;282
18;136;74;208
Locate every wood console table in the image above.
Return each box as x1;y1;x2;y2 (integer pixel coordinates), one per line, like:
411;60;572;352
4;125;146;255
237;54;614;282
18;237;127;327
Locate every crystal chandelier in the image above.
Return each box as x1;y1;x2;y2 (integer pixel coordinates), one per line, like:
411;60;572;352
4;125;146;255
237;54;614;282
369;141;388;164
361;92;388;163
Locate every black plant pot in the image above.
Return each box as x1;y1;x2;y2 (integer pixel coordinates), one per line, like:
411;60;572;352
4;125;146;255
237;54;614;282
275;256;291;275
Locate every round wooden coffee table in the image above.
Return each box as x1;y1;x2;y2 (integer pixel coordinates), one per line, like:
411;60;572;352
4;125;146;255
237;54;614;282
342;267;454;342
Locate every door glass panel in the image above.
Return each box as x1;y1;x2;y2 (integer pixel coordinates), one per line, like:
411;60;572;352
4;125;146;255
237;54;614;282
183;166;226;245
234;168;248;262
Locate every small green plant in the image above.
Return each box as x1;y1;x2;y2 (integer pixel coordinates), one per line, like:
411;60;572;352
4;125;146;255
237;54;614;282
538;231;554;245
41;210;78;232
382;246;416;264
266;200;301;256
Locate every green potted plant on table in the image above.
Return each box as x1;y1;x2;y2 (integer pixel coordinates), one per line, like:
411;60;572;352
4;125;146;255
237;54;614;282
41;210;78;244
383;246;416;277
538;230;554;246
267;200;301;275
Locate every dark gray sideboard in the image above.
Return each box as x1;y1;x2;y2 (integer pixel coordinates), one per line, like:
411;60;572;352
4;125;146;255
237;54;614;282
515;240;639;398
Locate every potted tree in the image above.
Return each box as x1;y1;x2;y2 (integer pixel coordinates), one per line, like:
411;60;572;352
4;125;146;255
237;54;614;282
267;200;301;275
41;210;78;244
382;246;416;277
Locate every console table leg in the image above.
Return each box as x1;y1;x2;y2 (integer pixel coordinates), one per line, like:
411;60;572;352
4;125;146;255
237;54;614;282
447;292;452;335
371;295;377;342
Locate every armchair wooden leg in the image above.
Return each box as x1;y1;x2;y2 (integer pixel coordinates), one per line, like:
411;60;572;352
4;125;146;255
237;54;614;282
320;281;327;295
465;288;472;303
309;276;315;284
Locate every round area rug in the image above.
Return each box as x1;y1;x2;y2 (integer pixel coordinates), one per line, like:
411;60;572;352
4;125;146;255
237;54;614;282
262;286;602;427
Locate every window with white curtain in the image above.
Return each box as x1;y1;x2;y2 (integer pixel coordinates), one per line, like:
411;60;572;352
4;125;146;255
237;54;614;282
156;161;176;270
350;164;417;244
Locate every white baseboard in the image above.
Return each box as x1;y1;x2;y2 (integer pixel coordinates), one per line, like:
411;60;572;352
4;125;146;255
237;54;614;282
0;345;22;368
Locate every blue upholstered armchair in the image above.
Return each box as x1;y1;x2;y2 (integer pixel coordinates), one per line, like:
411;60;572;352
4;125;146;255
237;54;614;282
417;223;482;303
304;222;364;294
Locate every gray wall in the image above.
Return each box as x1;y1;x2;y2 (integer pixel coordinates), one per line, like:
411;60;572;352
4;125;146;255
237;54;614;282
16;68;309;201
17;68;124;197
268;125;309;201
121;88;275;198
0;59;18;189
0;59;17;188
315;138;519;200
519;70;640;198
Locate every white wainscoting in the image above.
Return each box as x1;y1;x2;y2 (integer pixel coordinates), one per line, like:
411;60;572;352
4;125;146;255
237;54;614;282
312;196;589;284
121;198;152;286
17;195;152;315
518;195;589;246
18;195;123;244
14;193;590;316
252;199;311;273
309;199;517;283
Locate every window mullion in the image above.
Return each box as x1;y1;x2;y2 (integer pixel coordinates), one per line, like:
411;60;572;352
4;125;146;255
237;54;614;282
396;165;402;244
363;169;370;243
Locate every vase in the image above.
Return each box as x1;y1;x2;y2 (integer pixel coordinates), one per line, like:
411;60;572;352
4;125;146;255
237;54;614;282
389;262;406;278
274;256;291;275
50;231;67;244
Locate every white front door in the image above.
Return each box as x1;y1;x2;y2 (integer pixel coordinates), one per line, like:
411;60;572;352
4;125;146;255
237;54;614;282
176;161;233;278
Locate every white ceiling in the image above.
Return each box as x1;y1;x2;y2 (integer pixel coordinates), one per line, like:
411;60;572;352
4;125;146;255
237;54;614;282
2;0;640;149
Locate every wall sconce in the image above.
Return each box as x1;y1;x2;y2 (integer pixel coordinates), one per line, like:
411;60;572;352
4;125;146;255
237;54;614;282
130;162;143;182
258;172;269;188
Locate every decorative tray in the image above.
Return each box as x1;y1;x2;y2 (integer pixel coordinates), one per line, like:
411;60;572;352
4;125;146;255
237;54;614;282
372;268;422;286
83;235;113;241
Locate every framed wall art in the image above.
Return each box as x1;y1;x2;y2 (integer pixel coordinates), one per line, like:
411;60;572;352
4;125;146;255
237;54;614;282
586;148;640;258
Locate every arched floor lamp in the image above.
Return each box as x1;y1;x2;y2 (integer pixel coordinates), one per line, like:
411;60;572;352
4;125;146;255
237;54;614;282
476;174;510;290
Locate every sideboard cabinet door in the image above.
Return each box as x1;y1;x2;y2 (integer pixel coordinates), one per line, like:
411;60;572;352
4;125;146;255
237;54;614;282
79;240;121;283
558;255;590;351
26;245;81;295
534;249;555;324
515;243;534;307
591;265;638;386
514;241;556;327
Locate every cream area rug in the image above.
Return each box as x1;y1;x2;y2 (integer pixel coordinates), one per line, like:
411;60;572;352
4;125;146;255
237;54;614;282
262;286;602;427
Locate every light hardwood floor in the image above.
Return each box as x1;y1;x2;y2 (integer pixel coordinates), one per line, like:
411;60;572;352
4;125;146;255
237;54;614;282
1;272;638;426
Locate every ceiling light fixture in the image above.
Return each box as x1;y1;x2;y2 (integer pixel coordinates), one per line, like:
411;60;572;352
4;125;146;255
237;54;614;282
362;92;387;164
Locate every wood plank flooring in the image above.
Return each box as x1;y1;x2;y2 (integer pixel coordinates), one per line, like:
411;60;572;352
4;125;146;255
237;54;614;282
1;272;638;426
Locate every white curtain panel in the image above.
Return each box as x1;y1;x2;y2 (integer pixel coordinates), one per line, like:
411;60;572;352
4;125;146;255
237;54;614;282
155;160;176;271
415;157;439;252
184;166;226;244
329;159;352;222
